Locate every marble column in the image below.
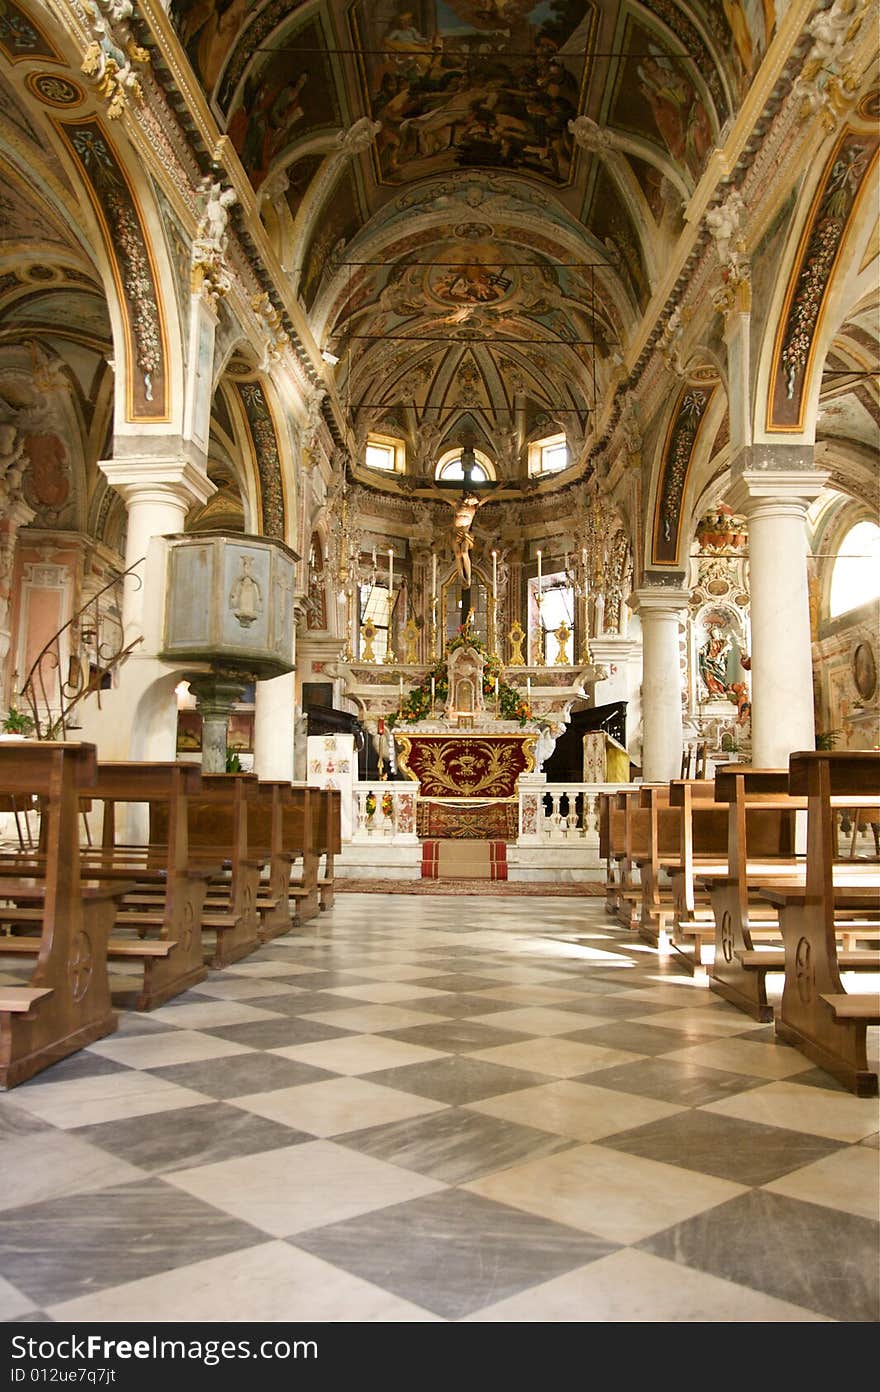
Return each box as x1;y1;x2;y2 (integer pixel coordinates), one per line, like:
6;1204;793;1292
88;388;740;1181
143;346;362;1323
728;457;827;768
255;670;296;781
99;457;214;640
631;586;690;781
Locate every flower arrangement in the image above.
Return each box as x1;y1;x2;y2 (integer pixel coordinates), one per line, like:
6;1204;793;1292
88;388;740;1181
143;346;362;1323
364;791;377;818
381;791;394;819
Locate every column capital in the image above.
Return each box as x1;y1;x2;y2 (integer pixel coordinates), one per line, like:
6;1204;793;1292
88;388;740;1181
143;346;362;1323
99;457;215;510
630;585;691;617
728;465;829;518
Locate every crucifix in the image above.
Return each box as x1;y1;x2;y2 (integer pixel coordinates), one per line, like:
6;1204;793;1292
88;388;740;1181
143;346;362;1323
436;439;497;629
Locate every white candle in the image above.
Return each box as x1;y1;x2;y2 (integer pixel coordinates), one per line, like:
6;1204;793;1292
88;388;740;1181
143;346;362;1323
494;677;499;698
432;553;437;602
431;676;436;704
399;676;404;702
491;549;497;595
581;547;587;569
526;677;531;699
536;549;542;594
388;547;394;595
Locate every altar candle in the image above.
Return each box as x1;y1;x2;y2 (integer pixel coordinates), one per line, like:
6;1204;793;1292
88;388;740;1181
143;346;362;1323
431;676;436;705
388;547;394;596
432;553;437;602
491;549;497;595
536;549;542;597
494;677;499;700
581;547;587;569
526;676;531;701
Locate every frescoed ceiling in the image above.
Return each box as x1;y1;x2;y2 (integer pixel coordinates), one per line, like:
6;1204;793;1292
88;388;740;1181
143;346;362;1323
167;1;782;477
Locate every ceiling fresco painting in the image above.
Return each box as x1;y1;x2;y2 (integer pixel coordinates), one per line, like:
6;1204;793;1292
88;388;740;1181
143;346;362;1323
299;162;365;310
226;17;341;191
350;0;595;187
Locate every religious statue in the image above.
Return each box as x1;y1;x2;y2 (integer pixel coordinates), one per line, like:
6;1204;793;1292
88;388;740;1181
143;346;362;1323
229;554;262;628
451;491;485;587
554;620;572;665
507;619;526;666
699;624;733;697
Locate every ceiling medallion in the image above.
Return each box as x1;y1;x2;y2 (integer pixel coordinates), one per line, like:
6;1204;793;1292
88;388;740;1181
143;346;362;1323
26;71;84;107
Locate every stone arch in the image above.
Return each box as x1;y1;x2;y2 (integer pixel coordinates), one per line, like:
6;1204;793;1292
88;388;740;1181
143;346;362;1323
756;111;879;442
646;371;725;570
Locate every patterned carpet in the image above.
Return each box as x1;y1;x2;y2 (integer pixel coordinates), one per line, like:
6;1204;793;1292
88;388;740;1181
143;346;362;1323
337;879;606;895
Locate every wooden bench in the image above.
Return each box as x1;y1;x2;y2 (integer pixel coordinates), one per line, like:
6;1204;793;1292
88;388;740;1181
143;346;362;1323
245;781;324;939
604;786;663;931
311;787;341;910
0;742;134;1087
698;767;879;1020
636;780;724;957
77;762;218;1008
149;773;264;967
764;751;880;1095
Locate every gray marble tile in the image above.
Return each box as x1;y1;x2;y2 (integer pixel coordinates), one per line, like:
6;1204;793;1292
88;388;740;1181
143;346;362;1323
783;1066;855;1094
239;990;360;1017
390;993;523;1019
366;1056;548;1105
5;1310;51;1323
112;1011;179;1038
291;1187;617;1319
23;1051;135;1087
562;1020;721;1055
202;1017;355;1049
334;1107;576;1184
597;1110;845;1185
639;1190;880;1323
0;1181;266;1307
146;1052;335;1098
74;1101;312;1172
377;1019;533;1053
583;1058;767;1107
0;1103;54;1139
407;974;511;993
553;994;692;1019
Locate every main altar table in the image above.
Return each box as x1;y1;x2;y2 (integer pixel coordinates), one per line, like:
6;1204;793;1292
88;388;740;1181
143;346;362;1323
394;731;537;799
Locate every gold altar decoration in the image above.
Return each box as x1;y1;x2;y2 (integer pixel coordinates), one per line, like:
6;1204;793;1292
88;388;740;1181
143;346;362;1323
507;619;525;665
395;732;536;798
360;617;377;662
554;621;571;665
402;617;419;664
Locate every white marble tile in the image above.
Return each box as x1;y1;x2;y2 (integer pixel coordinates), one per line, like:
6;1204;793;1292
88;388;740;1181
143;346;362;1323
323;982;452;1003
88;1030;254;1069
762;1144;880;1220
147;1001;283;1029
628;1007;767;1036
703;1080;880;1142
269;1034;446;1074
348;965;441;982
230;1076;448;1136
7;1072;212;1129
465;1079;684;1141
300;1004;446;1033
661;1037;815;1080
464;1143;746;1244
165;1142;445;1236
183;977;303;1000
220;961;322;978
465;1248;830;1322
0;1275;36;1321
467;1006;608;1035
48;1240;441;1323
474;985;583;1004
467;1037;643;1078
0;1130;146;1210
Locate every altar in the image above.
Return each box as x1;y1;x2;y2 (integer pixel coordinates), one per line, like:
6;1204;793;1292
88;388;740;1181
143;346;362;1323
394;727;536;798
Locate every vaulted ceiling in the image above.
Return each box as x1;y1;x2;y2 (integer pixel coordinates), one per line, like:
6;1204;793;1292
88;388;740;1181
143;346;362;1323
169;0;774;476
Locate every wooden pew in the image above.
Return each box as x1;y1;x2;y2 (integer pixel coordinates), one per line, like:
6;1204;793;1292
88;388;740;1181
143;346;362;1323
606;786;661;931
150;772;264;967
0;742;132;1087
280;785;321;924
700;767;879;1020
78;763;217;1008
245;781;323;939
311;787;341;910
765;751;880;1095
637;780;724;956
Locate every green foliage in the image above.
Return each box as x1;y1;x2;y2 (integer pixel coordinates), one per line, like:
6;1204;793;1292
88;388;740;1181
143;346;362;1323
815;729;841;751
1;707;35;736
225;748;242;772
393;628;537;727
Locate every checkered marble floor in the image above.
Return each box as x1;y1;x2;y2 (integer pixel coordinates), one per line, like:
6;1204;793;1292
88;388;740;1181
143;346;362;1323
1;894;878;1323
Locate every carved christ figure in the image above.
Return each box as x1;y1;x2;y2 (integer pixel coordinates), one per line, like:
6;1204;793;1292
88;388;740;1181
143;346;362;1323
450;491;486;587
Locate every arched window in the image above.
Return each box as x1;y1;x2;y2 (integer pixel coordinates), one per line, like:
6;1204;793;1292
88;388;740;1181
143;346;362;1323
435;447;494;483
829;521;880;618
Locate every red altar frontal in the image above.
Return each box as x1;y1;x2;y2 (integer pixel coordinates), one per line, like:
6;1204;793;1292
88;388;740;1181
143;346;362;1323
394;732;537;799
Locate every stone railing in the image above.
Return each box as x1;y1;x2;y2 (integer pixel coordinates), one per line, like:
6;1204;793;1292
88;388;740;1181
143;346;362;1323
517;779;633;845
352;781;419;844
